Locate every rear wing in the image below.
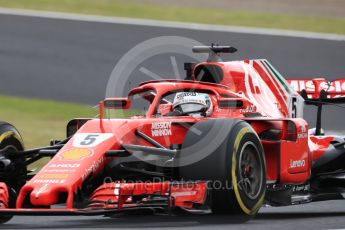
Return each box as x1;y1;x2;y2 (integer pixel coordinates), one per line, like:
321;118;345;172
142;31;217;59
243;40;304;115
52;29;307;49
287;78;345;104
287;78;345;135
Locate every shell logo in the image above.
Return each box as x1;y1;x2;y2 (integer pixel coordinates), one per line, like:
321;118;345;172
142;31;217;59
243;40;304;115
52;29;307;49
60;148;92;161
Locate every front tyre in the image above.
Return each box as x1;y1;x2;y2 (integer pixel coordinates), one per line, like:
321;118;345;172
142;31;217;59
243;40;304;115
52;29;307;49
0;121;26;224
179;120;266;220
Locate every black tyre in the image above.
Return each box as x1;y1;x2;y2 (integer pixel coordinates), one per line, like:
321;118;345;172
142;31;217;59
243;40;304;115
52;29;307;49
178;119;266;219
0;121;26;224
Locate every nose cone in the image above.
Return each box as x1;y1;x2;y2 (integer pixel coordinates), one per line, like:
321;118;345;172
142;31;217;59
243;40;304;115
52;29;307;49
30;184;65;206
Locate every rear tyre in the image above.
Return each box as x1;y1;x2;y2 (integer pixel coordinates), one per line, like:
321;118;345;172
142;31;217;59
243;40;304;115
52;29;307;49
0;121;26;224
178;119;266;220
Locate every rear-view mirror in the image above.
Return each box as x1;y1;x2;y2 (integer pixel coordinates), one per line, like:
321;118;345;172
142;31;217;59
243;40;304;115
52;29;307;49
103;98;131;109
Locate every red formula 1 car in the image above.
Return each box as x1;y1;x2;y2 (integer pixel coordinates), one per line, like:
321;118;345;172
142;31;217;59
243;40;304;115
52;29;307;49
0;45;345;223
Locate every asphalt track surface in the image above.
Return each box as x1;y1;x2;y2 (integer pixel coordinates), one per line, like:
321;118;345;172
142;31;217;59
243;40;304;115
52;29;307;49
3;200;345;230
1;12;345;229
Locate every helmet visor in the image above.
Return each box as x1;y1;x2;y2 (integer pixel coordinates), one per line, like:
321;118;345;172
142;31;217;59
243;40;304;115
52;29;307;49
178;103;205;114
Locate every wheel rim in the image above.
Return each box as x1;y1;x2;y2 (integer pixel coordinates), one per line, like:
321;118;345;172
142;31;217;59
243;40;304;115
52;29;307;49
238;141;263;200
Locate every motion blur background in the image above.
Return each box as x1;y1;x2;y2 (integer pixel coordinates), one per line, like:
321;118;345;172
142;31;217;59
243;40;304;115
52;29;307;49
1;1;345;229
0;0;344;147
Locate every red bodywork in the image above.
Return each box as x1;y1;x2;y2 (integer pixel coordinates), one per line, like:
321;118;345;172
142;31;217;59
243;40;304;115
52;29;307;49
0;59;343;215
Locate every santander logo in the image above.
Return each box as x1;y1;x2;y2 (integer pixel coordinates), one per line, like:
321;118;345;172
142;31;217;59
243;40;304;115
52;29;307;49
289;79;345;94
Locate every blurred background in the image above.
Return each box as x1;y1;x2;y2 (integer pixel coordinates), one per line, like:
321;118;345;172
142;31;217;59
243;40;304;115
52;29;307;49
0;0;345;148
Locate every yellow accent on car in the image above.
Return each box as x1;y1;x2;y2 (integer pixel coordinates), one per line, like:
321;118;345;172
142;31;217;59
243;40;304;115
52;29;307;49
39;174;70;179
0;131;24;147
231;127;264;215
60;148;92;161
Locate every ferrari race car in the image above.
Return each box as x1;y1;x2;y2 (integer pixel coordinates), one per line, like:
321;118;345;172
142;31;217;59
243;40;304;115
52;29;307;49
0;45;345;223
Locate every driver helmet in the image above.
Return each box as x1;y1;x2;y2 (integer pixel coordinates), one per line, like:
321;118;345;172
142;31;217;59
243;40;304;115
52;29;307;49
172;92;213;117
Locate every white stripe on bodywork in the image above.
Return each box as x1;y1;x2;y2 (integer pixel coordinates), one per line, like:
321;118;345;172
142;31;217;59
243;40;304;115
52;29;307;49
241;61;268;116
255;60;289;108
246;61;282;117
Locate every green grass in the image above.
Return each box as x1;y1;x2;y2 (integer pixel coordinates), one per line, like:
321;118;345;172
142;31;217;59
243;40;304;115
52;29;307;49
0;95;140;148
0;95;97;170
0;95;97;149
0;95;139;170
0;0;345;34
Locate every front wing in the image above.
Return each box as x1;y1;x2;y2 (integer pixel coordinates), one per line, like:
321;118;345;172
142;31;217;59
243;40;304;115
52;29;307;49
0;181;208;216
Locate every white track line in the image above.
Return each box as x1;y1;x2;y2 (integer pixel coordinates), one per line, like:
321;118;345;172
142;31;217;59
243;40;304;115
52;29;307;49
0;7;345;41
